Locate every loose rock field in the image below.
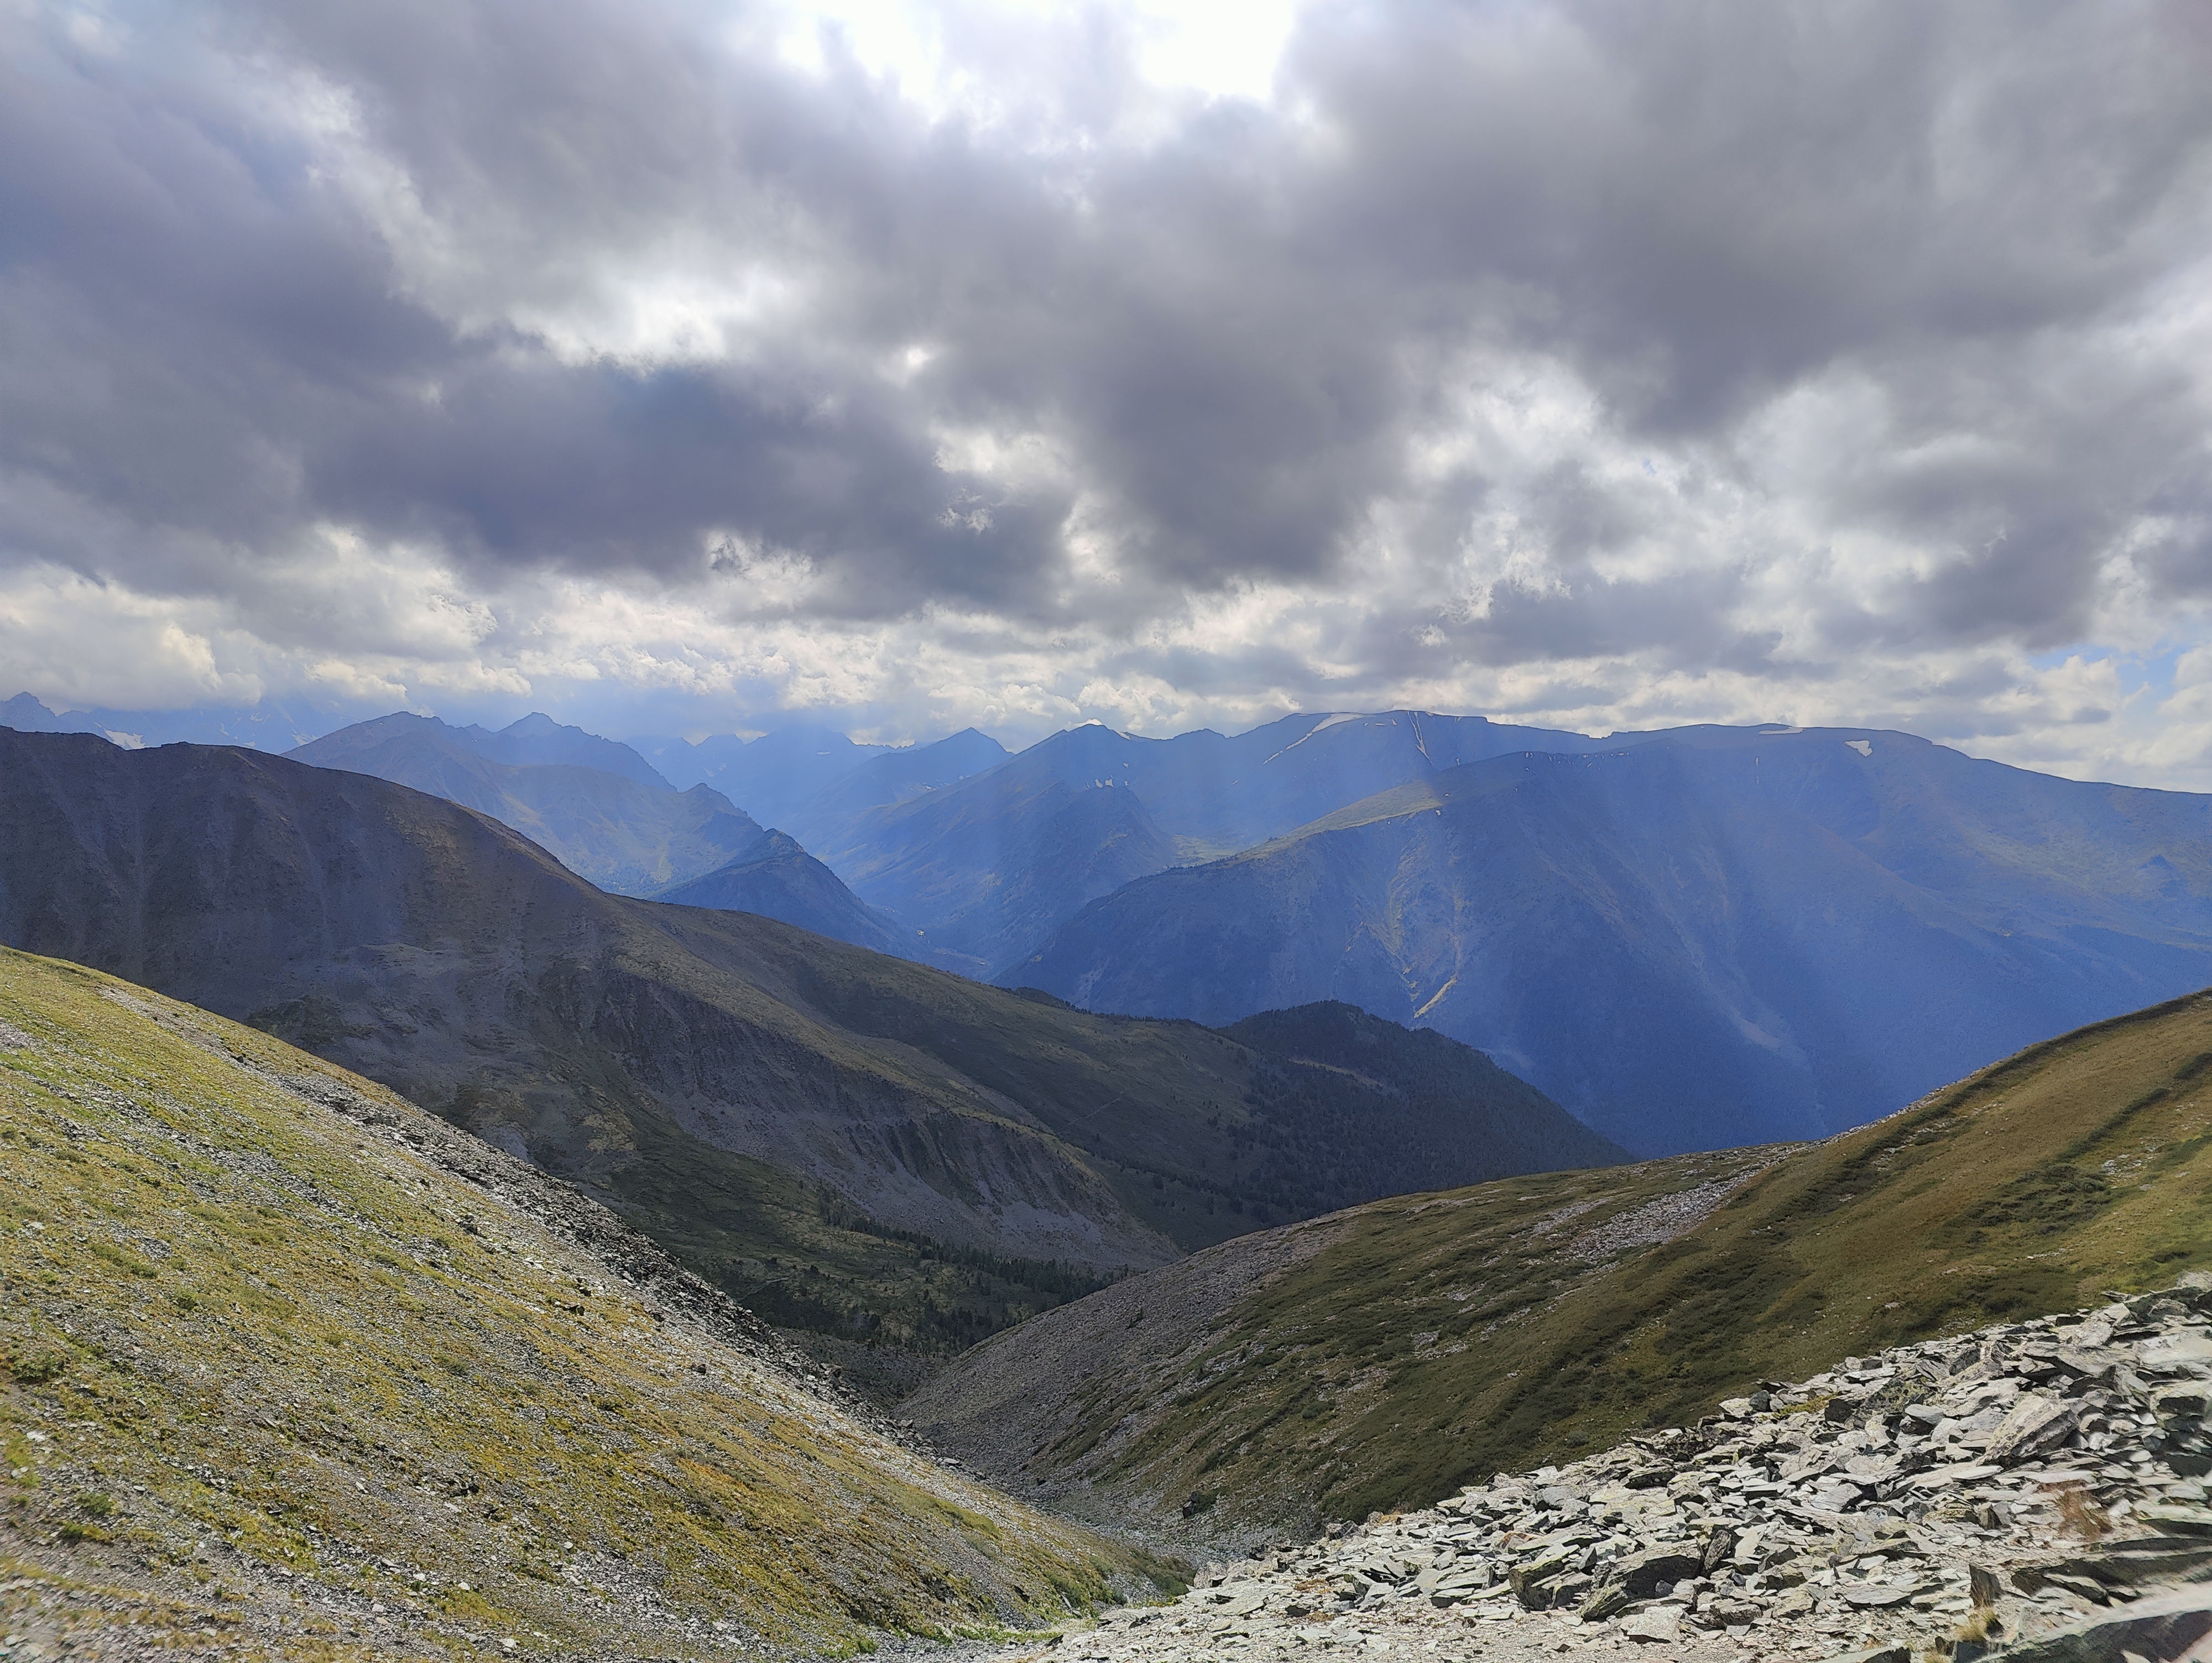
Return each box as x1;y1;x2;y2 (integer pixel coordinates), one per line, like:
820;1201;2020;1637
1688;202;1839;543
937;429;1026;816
1040;1276;2212;1663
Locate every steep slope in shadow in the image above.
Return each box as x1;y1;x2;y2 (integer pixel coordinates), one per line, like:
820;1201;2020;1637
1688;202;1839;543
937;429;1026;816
907;987;2212;1546
1005;727;2212;1154
651;829;919;959
0;732;1172;1275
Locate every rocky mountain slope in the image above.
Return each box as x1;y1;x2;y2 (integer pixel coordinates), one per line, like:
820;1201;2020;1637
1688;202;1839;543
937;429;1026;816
1053;1283;2212;1663
1004;725;2212;1153
906;986;2212;1540
0;730;1616;1362
0;947;1168;1659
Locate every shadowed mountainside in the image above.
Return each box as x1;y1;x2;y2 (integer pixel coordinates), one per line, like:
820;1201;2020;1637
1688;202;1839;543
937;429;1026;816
0;946;1165;1655
650;829;915;958
907;986;2212;1544
0;730;1618;1359
1004;726;2212;1154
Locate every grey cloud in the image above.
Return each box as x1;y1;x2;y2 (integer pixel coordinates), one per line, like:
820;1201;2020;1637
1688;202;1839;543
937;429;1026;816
1;0;2209;705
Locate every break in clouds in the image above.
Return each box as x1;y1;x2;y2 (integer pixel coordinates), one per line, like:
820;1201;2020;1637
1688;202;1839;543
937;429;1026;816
3;0;2212;780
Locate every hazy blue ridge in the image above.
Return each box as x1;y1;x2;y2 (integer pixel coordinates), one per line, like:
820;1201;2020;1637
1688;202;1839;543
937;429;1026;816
2;691;328;751
820;767;1183;969
797;709;1616;966
287;713;940;964
451;710;674;788
1000;726;2212;1157
648;829;928;963
289;712;767;896
778;728;1010;854
629;723;899;821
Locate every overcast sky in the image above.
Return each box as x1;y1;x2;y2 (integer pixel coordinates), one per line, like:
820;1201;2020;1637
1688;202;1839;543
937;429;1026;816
5;0;2212;780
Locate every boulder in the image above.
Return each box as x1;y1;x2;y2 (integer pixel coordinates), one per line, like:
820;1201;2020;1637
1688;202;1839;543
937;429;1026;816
1619;1606;1683;1644
1981;1584;2212;1661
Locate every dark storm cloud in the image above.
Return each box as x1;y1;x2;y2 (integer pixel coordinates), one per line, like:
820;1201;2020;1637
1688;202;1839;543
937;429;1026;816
2;0;2209;676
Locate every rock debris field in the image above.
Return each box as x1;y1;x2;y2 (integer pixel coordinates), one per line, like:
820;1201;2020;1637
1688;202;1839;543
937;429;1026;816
1039;1277;2212;1663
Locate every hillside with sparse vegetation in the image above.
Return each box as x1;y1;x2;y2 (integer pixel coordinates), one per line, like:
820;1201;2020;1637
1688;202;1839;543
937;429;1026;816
0;947;1177;1659
909;986;2212;1545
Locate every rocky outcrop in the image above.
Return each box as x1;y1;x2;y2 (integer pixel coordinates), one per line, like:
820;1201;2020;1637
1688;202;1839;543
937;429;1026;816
1051;1277;2212;1663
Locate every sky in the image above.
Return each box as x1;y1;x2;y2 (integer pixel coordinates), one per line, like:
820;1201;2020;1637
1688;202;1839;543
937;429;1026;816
4;0;2212;782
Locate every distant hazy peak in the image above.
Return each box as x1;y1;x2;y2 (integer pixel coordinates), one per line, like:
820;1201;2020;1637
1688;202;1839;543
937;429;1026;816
290;709;672;791
1;692;74;732
2;692;145;749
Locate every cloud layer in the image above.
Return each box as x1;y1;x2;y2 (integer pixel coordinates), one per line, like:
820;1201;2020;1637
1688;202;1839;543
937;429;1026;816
3;0;2211;778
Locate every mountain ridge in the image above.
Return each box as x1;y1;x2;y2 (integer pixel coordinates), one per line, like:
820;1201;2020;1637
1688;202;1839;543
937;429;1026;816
0;729;1618;1361
1001;725;2212;1153
288;710;760;895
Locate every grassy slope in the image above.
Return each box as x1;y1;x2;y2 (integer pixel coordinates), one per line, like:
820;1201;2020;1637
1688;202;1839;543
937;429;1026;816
0;948;1168;1660
916;987;2212;1536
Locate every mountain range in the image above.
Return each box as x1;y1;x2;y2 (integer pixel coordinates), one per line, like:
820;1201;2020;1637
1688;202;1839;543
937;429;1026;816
0;729;1620;1359
630;724;1009;830
287;711;1006;970
30;694;2212;1162
11;694;2212;1620
787;712;1613;966
1003;725;2212;1154
289;711;766;896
